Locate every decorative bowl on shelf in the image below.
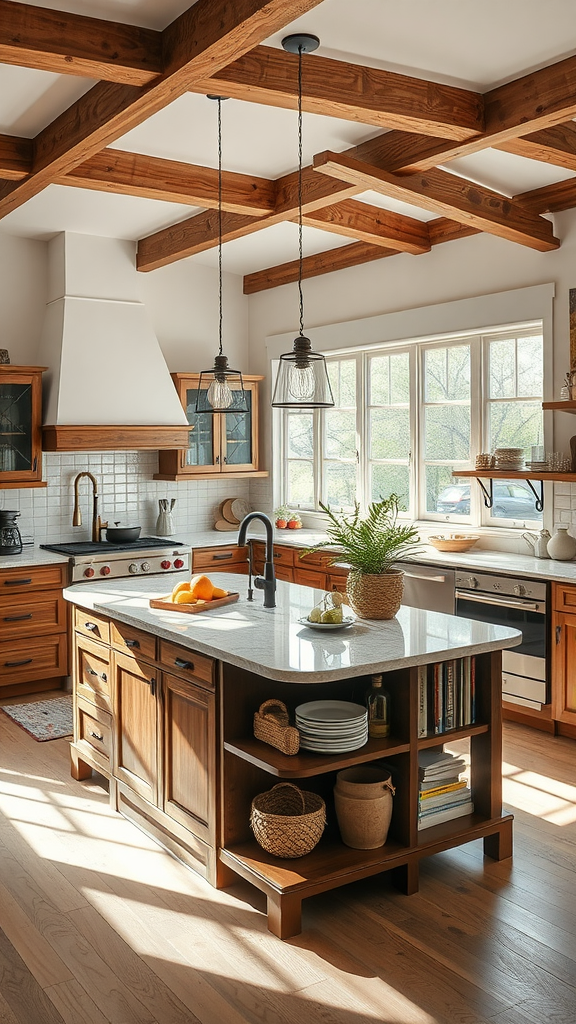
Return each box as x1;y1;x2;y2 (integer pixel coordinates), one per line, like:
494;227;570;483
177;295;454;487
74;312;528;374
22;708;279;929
428;535;480;552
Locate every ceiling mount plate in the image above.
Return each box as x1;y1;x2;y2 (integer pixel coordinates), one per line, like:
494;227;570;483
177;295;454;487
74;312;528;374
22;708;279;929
206;94;230;101
281;33;320;54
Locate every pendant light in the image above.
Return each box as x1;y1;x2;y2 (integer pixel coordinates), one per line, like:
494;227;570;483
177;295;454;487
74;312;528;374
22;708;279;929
195;96;248;414
272;34;334;410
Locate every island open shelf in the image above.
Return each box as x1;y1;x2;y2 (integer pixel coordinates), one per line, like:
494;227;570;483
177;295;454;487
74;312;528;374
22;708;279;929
224;734;410;778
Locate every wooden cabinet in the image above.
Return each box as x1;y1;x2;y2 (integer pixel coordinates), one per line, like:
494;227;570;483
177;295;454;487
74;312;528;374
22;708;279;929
155;373;268;481
114;649;160;805
250;543;349;592
162;670;216;846
551;582;576;730
192;544;248;575
0;366;46;488
0;562;68;696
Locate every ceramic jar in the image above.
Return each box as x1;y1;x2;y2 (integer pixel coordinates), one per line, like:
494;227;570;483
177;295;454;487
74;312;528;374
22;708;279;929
334;765;395;849
547;526;576;561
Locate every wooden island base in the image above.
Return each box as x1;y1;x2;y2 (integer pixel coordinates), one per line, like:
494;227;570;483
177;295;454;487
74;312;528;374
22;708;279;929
66;588;516;940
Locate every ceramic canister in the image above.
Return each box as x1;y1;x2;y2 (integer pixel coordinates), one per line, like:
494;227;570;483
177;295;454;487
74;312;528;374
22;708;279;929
547;526;576;561
334;765;395;850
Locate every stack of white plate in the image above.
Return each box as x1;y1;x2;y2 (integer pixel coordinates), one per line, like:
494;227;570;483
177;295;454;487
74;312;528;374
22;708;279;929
493;447;525;471
296;700;368;753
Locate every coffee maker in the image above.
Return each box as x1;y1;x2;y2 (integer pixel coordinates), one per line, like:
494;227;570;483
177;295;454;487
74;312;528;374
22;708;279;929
0;510;23;554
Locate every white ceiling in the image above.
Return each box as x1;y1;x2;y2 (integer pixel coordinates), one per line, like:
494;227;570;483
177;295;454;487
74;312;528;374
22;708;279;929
1;0;576;275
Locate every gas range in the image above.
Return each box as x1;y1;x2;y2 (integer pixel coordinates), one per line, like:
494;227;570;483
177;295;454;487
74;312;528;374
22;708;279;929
40;538;191;583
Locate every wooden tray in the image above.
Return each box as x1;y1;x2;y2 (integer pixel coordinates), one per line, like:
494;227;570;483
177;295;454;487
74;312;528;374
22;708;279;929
149;592;239;614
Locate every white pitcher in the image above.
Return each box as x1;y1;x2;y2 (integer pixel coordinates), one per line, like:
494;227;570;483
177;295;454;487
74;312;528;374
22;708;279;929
547;526;576;561
522;530;550;558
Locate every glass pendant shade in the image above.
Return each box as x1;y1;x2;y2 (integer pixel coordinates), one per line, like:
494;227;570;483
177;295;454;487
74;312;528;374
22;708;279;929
195;354;248;413
272;335;334;408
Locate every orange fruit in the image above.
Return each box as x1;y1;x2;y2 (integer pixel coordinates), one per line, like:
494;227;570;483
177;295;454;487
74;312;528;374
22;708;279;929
211;586;228;599
173;591;197;604
189;574;215;601
171;580;191;601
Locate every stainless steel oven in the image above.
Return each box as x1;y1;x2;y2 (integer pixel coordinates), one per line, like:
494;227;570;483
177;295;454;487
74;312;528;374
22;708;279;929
455;570;548;710
40;538;191;583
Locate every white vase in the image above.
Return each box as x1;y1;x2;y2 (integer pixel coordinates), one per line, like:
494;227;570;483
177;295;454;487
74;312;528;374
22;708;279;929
547;526;576;561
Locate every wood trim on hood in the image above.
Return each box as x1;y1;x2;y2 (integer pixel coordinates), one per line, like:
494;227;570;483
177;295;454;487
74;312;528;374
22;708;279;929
42;424;190;451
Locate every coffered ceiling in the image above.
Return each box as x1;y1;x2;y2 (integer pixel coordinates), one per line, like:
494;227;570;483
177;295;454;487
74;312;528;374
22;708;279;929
2;0;576;292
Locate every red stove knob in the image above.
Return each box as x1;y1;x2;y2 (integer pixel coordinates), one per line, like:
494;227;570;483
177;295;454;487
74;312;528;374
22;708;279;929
100;565;111;576
84;567;95;578
161;560;171;570
174;557;184;569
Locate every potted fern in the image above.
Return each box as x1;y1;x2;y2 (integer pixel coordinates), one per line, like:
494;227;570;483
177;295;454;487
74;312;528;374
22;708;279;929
303;495;421;619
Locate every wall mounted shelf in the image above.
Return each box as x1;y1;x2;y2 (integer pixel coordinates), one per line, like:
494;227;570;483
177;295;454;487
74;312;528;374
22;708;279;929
451;468;576;512
542;401;576;412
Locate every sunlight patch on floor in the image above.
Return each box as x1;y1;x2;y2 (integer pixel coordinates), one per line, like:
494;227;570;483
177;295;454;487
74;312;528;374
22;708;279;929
502;760;576;824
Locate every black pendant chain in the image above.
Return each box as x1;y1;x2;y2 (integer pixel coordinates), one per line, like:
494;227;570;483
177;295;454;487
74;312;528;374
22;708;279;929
217;96;223;358
297;44;304;339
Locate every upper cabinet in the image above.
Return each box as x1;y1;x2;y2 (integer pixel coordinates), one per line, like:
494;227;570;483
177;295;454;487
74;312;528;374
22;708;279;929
0;366;46;488
155;373;268;481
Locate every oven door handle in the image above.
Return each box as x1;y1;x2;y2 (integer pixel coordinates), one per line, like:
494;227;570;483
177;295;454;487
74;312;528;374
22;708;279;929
455;590;544;613
403;571;447;583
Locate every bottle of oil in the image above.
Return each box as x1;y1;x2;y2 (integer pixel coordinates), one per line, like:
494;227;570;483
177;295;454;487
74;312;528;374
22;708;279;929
366;674;390;738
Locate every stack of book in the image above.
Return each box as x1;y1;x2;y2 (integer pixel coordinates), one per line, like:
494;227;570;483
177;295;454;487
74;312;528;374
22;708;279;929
418;750;474;830
417;656;476;737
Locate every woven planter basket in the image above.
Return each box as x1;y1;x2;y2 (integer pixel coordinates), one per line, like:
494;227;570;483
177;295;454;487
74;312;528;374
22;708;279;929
250;782;326;858
346;569;404;620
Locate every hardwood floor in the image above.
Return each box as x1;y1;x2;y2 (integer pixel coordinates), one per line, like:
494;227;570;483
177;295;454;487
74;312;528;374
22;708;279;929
0;697;575;1024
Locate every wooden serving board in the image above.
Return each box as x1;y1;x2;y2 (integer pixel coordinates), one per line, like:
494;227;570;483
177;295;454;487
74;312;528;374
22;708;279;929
149;592;239;614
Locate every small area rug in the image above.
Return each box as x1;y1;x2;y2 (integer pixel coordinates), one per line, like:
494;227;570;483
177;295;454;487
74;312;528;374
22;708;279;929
0;694;73;741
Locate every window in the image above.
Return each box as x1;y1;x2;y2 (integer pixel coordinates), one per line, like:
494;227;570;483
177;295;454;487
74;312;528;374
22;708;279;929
278;322;544;528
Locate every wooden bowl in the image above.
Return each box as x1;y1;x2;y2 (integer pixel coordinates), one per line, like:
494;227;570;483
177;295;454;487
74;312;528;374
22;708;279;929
428;535;480;552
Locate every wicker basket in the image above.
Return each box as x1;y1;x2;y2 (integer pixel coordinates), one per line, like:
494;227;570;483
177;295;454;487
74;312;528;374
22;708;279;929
250;782;326;858
346;569;404;620
253;700;300;755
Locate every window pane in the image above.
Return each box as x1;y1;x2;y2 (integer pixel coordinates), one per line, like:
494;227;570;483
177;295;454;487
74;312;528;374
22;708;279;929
425;345;470;401
287;461;314;506
371;464;410;509
428;470;470;516
517;336;543;396
390;353;410;404
488;400;542;451
370;408;410;459
325;463;358;509
328;360;356;407
369;355;390;405
287;414;313;458
424;406;470;461
325;409;356;459
489;338;515;399
487;478;542;522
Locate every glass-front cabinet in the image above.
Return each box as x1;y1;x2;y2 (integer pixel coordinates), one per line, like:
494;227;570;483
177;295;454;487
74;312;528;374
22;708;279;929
0;366;46;488
156;373;266;481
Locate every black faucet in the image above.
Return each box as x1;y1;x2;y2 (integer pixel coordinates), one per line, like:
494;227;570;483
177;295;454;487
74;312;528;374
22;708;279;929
237;512;276;608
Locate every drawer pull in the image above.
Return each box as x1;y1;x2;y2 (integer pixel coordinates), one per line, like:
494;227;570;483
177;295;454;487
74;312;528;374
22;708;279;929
87;668;107;682
87;668;98;676
101;672;107;682
5;658;32;667
89;730;104;742
213;552;233;560
174;657;194;671
125;638;140;648
4;578;32;586
84;622;99;632
144;677;157;696
3;613;33;622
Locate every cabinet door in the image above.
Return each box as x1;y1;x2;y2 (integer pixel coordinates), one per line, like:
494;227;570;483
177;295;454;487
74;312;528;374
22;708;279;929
552;611;576;726
114;650;160;805
293;566;327;589
162;672;216;845
221;381;258;472
0;368;44;487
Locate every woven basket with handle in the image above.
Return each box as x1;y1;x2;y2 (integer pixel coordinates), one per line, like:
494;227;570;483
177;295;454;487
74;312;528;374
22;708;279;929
250;782;326;858
253;699;300;755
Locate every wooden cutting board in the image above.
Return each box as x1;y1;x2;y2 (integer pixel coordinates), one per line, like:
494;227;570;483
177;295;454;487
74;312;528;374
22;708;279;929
149;592;239;614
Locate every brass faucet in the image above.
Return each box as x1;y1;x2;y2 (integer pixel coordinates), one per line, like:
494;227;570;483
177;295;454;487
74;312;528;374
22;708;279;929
72;472;108;542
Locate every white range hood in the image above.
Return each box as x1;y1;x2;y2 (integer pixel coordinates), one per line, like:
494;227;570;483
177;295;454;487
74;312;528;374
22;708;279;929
37;233;189;451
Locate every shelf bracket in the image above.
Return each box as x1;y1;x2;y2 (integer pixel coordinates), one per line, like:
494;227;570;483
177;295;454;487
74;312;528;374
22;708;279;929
525;478;544;512
475;477;493;509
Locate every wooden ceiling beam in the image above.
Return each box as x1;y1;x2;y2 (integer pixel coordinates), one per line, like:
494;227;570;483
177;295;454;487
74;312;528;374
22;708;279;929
0;0;162;85
0;0;326;219
313;151;560;252
301;200;431;253
514;175;576;214
59;149;276;215
194;45;484;140
243;241;399;293
0;134;32;181
495;122;576;170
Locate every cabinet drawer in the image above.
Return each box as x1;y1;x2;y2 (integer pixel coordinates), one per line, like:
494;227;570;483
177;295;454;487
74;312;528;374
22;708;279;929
192;546;248;571
74;607;110;644
76;698;113;764
553;583;576;613
297;549;337;569
293;567;327;589
251;542;295;568
111;621;156;662
75;634;111;712
0;591;67;641
158;640;215;690
274;565;294;583
0;563;67;593
327;572;348;593
0;633;68;685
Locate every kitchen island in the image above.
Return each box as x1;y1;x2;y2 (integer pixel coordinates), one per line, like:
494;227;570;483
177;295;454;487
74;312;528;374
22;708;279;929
64;572;521;937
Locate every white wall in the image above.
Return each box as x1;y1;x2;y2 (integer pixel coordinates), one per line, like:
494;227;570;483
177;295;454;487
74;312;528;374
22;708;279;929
0;234;47;364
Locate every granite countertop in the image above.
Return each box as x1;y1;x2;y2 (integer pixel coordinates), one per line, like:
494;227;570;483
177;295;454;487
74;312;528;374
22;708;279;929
64;572;521;684
0;546;69;571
